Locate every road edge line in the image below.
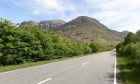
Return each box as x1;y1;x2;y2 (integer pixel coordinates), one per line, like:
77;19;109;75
114;53;117;84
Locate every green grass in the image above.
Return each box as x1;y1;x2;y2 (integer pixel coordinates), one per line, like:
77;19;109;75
0;56;80;72
0;49;113;73
99;45;114;52
0;52;99;72
117;56;140;84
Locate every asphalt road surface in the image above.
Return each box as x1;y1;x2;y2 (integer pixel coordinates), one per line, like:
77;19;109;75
0;51;116;84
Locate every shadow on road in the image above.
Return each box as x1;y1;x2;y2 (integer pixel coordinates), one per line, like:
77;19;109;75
105;72;122;83
106;72;114;82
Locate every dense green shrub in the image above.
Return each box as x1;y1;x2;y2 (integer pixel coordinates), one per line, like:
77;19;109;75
116;31;140;64
123;32;135;46
0;18;111;66
135;30;140;42
0;19;94;66
116;42;123;53
89;42;100;53
99;45;114;51
0;20;45;65
83;45;92;54
130;42;140;64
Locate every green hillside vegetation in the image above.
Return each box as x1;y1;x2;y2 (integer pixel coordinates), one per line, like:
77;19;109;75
89;42;114;52
0;18;113;67
116;31;140;84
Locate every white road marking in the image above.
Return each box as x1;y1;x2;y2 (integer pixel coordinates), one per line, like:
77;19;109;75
81;61;89;66
37;78;52;84
114;54;117;84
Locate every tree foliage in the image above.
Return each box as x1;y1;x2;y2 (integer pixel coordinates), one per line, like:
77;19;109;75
0;18;112;66
116;31;140;64
89;42;100;53
0;19;93;66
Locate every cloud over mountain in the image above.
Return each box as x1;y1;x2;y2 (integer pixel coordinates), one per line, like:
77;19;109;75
0;0;140;32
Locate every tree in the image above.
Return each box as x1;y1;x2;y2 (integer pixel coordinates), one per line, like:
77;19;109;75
135;30;140;42
89;42;99;53
123;32;135;46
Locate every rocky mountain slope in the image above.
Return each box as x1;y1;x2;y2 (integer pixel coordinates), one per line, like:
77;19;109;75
20;16;128;45
110;30;129;39
20;21;38;26
39;20;65;30
121;31;129;36
20;20;65;31
55;16;124;44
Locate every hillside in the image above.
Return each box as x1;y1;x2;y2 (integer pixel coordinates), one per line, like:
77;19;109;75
110;30;129;39
39;20;65;30
20;16;127;45
20;20;65;31
55;16;123;45
0;19;92;66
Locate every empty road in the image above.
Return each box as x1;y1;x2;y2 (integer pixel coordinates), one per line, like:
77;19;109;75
0;51;116;84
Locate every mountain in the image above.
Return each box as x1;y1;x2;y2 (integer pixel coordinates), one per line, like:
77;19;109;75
110;30;128;39
19;16;127;45
39;20;65;30
19;21;38;26
121;30;129;36
55;16;123;45
20;20;65;31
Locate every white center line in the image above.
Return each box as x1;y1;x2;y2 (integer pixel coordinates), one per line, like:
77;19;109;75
37;78;52;84
81;61;89;66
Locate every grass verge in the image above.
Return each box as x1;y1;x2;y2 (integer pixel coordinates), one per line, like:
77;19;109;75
0;56;83;72
117;56;140;84
0;52;103;72
0;49;112;73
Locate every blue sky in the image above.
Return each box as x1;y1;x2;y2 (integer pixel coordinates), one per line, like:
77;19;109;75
0;0;140;32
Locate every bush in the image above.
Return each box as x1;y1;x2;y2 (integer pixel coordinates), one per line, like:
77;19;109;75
89;42;100;53
0;18;111;66
131;42;140;64
116;31;140;65
99;45;114;51
0;19;93;66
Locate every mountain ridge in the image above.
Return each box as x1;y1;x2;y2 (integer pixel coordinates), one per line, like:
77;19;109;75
20;16;128;45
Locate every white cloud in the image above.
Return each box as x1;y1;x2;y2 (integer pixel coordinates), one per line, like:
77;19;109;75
33;10;40;15
35;0;64;12
32;0;140;32
32;0;80;21
86;0;140;32
8;0;140;32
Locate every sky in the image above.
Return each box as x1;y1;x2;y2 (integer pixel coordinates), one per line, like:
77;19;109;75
0;0;140;32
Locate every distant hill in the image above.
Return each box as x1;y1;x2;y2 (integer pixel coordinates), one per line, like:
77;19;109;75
20;20;65;31
110;30;129;39
39;20;65;30
20;16;127;45
121;30;129;36
20;21;38;26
